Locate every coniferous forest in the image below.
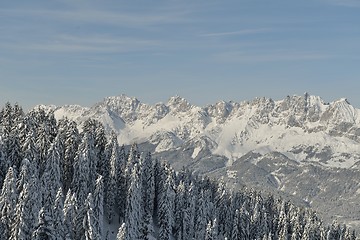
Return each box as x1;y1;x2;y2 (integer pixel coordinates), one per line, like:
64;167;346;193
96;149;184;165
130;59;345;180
0;102;357;240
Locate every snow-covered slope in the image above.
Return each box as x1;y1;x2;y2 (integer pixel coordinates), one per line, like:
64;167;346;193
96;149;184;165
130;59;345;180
50;93;360;169
46;93;360;228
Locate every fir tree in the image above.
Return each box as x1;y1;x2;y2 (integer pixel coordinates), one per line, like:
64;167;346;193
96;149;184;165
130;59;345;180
63;190;76;240
194;190;208;240
10;177;40;240
72;132;92;205
125;163;143;240
33;207;55;240
53;188;66;240
62;120;80;194
41;139;62;210
140;152;155;239
157;165;175;240
231;209;240;240
0;167;18;239
94;175;104;238
84;193;101;240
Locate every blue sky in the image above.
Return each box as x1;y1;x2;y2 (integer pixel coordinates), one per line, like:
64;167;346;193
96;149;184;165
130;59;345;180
1;0;360;109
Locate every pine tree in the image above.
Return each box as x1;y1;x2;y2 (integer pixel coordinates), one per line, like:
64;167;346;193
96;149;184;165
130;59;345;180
63;190;76;240
231;209;240;240
73;199;87;240
34;108;57;176
84;193;101;240
174;181;186;239
72;132;92;205
141;152;155;239
0;167;18;239
41;139;62;210
22;128;40;174
62;120;80;194
239;204;250;240
194;190;208;240
185;183;197;239
106;133;122;223
10;177;40;240
205;218;219;240
33;207;55;240
94;175;104;238
125;163;143;240
82;120;98;194
158;165;175;240
53;188;66;240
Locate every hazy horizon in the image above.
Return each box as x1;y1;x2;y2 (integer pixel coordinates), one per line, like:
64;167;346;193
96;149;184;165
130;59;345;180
1;0;360;109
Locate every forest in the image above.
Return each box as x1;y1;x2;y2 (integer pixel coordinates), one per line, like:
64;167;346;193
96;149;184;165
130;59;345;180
0;102;357;240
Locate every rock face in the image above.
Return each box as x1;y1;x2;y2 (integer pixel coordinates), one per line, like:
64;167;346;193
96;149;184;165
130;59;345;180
48;93;360;229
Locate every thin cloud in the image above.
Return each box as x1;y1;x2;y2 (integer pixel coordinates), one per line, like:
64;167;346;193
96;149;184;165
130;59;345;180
200;28;273;37
324;0;360;7
212;50;334;63
0;8;192;27
7;34;162;53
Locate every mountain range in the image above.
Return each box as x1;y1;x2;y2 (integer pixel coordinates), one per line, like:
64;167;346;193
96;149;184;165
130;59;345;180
43;93;360;229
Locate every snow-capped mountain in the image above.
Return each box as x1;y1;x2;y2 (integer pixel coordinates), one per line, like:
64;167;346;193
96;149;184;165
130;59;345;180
52;93;360;168
48;93;360;228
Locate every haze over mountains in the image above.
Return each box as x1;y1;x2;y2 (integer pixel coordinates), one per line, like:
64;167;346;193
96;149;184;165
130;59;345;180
45;93;360;228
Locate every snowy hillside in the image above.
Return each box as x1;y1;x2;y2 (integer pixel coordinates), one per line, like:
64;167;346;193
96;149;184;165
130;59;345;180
3;102;353;240
46;93;360;229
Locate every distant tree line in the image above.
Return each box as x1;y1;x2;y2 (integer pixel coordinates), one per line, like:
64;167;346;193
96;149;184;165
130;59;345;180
0;102;357;240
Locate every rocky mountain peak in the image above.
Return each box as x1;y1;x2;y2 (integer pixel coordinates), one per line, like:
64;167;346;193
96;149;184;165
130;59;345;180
167;95;191;113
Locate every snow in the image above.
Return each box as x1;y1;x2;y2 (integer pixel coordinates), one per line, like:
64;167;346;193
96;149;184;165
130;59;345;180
192;146;201;159
227;170;237;179
52;93;360;170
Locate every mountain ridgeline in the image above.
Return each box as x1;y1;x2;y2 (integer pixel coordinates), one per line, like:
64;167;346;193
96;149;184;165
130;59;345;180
0;102;356;239
49;93;360;229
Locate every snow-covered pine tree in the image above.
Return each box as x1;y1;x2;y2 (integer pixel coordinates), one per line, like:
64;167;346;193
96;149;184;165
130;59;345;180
205;218;219;240
32;207;55;240
53;187;66;240
140;152;155;239
174;181;186;239
93;121;107;177
0;167;18;239
1;104;23;172
185;183;196;239
16;157;37;193
231;209;240;240
94;175;104;238
41;138;62;210
63;190;76;240
6;131;22;171
33;108;57;176
239;203;250;240
157;164;175;240
22;128;40;172
10;177;40;240
73;199;87;240
105;132;120;224
215;178;231;239
0;143;8;190
194;189;209;240
62;120;80;194
126;143;139;176
84;193;101;240
82;119;99;194
125;163;143;240
71;132;92;205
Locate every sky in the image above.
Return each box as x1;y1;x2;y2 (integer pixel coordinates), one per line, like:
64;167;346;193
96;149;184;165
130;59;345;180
1;0;360;110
